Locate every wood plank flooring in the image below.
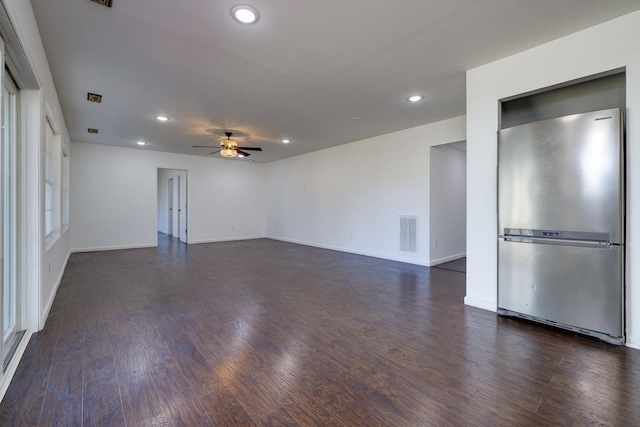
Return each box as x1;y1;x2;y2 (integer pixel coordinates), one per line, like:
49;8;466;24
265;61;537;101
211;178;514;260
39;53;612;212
432;257;466;273
1;235;639;425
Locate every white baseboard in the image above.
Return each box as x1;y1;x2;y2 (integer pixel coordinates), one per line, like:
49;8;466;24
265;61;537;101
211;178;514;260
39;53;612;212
429;252;466;267
40;250;71;328
189;235;265;245
0;329;33;403
626;339;640;350
266;235;429;266
464;296;496;312
71;243;156;253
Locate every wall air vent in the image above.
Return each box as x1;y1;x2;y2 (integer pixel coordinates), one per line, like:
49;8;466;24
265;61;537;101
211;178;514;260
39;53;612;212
90;0;113;8
87;93;102;103
399;216;418;253
88;128;99;134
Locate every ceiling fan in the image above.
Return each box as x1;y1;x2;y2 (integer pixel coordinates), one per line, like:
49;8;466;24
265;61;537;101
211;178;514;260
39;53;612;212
193;132;262;158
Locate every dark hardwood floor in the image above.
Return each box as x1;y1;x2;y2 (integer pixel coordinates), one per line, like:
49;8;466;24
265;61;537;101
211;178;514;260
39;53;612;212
1;235;639;426
432;257;466;273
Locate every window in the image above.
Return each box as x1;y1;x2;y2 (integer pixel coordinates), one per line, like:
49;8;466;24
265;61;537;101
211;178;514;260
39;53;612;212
44;118;60;240
44;120;54;235
62;150;69;231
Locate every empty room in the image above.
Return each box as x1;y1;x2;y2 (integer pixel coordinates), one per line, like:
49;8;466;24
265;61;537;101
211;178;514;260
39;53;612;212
0;0;639;425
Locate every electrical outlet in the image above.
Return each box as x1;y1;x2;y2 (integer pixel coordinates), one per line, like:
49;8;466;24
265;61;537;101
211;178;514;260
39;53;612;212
231;226;235;232
434;239;438;248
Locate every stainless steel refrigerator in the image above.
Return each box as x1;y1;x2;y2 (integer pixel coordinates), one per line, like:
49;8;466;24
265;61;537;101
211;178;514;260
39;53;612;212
497;108;624;345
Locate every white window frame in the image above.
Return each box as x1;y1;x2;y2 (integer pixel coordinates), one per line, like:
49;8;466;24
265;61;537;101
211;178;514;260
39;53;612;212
44;116;61;248
2;69;18;346
62;149;69;231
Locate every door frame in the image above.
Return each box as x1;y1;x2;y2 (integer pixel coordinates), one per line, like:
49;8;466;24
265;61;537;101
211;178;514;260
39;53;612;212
428;141;467;267
155;167;191;246
167;177;173;236
178;174;188;243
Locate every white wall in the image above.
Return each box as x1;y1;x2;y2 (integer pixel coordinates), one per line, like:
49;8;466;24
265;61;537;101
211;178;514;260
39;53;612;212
466;11;640;348
264;116;466;266
429;144;466;265
71;141;266;251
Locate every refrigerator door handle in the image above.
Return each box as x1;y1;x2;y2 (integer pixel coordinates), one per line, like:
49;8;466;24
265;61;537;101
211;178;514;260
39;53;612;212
504;235;610;249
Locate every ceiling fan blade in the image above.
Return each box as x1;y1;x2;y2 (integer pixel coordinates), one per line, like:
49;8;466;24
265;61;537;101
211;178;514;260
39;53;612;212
236;147;262;151
209;149;221;155
237;150;251;157
193;145;217;148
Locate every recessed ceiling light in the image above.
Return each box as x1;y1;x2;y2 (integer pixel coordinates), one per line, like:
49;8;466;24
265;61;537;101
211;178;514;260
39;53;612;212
137;141;146;146
232;5;259;24
408;95;424;103
155;116;169;122
282;139;290;144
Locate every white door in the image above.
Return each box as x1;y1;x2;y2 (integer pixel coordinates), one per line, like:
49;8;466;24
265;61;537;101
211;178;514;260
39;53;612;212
179;173;188;243
167;177;173;236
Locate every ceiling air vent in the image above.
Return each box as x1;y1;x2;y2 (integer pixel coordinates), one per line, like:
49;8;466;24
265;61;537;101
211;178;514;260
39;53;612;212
87;93;102;103
399;216;418;254
90;0;113;7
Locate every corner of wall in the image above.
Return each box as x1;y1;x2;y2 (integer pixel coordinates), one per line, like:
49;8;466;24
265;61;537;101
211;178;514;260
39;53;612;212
463;296;496;312
40;246;70;329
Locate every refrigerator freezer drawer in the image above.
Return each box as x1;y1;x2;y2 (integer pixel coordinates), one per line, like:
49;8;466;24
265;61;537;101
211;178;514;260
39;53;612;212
498;239;623;338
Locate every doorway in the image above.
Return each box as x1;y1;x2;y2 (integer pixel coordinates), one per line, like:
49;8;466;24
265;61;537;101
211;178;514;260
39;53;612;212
157;168;189;244
429;141;467;266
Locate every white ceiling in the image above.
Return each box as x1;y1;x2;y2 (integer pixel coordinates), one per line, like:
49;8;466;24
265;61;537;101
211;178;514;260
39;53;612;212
31;0;640;163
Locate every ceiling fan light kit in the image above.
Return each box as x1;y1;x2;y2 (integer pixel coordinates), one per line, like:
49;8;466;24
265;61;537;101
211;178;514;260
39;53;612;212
221;147;238;158
220;132;238;158
193;131;262;159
